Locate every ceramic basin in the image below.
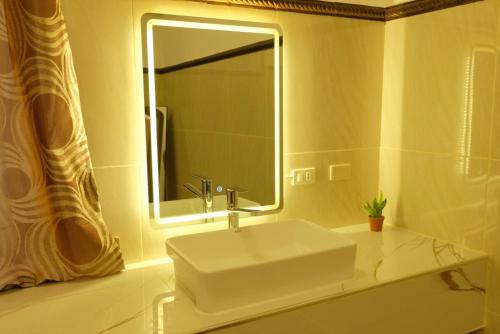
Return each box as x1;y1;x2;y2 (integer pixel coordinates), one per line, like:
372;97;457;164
165;219;356;313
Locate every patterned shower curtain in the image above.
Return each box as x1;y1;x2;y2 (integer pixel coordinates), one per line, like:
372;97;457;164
0;0;124;290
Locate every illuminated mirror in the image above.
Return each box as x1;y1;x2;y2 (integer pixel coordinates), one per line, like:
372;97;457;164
142;15;282;225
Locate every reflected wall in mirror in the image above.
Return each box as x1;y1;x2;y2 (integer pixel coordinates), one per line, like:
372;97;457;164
142;15;282;225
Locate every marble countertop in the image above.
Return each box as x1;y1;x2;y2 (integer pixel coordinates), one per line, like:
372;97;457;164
0;224;486;334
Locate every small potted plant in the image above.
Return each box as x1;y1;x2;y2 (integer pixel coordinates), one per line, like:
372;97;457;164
362;191;387;232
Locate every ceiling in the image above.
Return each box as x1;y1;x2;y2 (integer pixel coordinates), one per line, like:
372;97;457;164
320;0;413;7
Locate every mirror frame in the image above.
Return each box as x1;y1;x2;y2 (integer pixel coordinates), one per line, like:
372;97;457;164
142;14;283;225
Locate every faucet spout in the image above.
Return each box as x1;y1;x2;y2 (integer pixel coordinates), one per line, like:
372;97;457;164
226;187;260;232
183;182;203;198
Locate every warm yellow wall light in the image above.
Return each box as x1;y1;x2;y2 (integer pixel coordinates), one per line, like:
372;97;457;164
145;16;282;225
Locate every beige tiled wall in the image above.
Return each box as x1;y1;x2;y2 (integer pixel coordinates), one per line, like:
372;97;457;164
58;0;500;330
61;0;384;263
277;12;384;229
379;0;500;330
62;0;144;264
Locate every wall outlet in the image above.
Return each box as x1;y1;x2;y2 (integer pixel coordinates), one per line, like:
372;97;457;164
292;168;316;186
329;164;351;181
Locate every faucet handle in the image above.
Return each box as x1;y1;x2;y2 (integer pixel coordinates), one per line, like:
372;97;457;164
226;187;261;214
192;174;212;198
226;186;247;194
192;174;211;182
226;187;248;209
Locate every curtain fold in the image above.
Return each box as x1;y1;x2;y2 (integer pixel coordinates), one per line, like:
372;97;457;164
0;0;124;290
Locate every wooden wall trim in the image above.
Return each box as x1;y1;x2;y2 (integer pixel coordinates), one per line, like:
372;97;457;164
194;0;385;21
187;0;483;21
385;0;482;20
148;37;280;74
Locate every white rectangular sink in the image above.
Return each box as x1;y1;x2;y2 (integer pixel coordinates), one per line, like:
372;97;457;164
166;219;356;313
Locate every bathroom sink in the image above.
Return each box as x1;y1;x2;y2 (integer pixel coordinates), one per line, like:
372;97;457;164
166;219;357;313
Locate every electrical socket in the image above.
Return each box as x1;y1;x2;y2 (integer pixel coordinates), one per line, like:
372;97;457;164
292;168;316;186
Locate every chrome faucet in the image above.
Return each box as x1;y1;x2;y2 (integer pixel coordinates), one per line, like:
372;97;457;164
226;187;259;232
183;174;213;215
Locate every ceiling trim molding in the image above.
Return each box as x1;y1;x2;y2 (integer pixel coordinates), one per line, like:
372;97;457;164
187;0;483;21
385;0;482;20
190;0;385;20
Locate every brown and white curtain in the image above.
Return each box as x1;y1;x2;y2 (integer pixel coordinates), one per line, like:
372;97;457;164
0;0;124;290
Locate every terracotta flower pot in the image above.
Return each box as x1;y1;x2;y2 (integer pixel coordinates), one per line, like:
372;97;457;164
368;216;385;232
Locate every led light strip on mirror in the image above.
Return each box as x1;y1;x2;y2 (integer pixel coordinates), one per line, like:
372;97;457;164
145;17;282;225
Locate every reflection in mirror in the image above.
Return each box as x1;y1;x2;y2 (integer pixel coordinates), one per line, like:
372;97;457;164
142;15;282;225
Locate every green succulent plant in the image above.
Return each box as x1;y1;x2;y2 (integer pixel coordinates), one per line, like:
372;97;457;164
362;191;387;218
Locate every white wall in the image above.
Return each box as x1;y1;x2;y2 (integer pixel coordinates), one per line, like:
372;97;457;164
61;0;384;264
62;0;500;330
379;0;500;331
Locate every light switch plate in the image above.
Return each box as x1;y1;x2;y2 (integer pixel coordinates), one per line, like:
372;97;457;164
329;164;351;181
